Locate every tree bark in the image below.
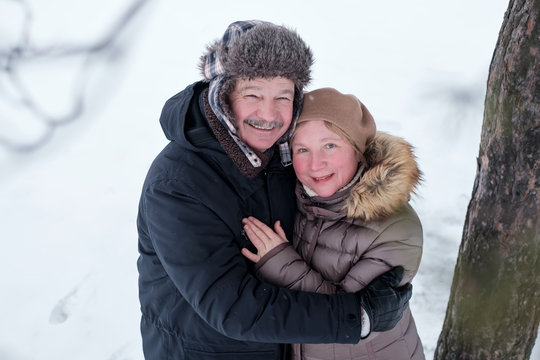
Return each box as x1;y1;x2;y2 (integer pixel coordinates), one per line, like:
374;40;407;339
434;0;540;359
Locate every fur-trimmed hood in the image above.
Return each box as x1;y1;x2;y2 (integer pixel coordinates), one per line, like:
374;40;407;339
345;131;422;221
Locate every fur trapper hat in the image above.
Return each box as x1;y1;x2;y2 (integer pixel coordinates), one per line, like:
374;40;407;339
200;20;313;94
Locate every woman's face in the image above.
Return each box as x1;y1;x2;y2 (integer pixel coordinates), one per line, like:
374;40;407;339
291;120;361;197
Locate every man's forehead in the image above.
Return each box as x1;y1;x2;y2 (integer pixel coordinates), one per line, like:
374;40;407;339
236;77;295;92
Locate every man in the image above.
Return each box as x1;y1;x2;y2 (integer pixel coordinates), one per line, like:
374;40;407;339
137;20;412;360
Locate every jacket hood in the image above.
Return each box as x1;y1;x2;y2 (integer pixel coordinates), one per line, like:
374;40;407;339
159;86;191;143
159;82;209;148
345;131;422;222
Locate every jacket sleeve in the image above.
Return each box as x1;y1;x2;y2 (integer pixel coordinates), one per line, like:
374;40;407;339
340;215;423;293
254;243;340;294
141;178;364;344
253;209;422;295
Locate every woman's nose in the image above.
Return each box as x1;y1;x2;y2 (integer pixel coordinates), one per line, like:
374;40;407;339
309;152;326;171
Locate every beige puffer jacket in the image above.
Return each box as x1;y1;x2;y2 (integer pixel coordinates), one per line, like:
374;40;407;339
254;132;425;360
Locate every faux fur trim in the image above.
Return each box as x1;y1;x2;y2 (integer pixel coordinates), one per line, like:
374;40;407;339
224;24;313;88
199;24;313;89
201;89;268;178
345;131;422;222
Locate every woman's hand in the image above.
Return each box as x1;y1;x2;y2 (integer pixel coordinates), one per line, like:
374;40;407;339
241;216;288;263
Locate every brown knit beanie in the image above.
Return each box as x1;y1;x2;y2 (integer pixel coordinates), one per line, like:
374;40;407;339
297;88;376;158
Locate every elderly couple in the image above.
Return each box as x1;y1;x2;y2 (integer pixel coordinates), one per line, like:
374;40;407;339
137;20;425;360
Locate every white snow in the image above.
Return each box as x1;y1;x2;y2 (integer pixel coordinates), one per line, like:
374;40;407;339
1;0;538;359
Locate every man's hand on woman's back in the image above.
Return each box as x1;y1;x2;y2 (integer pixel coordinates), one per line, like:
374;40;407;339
357;266;412;338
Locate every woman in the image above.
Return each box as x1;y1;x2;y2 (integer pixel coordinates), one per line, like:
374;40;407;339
242;87;425;359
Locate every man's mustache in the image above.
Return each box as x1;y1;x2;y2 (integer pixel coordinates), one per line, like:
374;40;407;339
244;118;284;129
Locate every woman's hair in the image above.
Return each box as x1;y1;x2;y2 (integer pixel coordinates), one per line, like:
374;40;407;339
291;120;361;155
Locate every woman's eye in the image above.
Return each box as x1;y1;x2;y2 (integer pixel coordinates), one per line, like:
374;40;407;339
325;143;336;149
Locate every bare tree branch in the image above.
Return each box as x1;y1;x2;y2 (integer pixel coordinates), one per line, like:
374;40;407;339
0;0;151;152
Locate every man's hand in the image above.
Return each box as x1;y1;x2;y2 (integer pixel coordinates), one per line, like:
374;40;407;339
357;266;412;338
241;216;288;263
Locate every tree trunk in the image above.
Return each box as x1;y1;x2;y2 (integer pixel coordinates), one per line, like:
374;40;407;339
434;0;540;359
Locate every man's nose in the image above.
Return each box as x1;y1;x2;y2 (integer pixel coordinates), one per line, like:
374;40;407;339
257;99;278;120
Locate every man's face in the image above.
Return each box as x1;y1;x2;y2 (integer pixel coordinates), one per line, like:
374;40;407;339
229;77;295;153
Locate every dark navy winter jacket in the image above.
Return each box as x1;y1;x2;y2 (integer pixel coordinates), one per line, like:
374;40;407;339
137;82;364;359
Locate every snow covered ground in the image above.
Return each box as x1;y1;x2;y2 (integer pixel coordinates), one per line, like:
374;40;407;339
1;0;538;359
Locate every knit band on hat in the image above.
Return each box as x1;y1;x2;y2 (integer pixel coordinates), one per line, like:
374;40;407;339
297;88;377;163
199;20;313;168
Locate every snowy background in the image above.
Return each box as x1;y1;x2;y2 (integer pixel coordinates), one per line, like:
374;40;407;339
1;0;538;359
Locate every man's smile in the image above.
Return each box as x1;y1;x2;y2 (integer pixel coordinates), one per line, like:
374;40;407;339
245;119;284;130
